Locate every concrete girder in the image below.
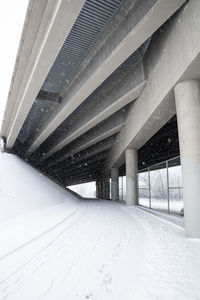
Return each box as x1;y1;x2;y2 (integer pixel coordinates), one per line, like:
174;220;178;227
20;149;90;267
66;172;101;182
55;137;114;169
48;149;110;176
26;0;186;155
69;179;97;186
58;171;100;184
49;151;108;178
44;109;127;167
59;0;139;98
58;158;106;183
1;0;49;138
3;0;86;149
65;171;102;184
34;62;146;160
66;176;99;187
108;0;200;169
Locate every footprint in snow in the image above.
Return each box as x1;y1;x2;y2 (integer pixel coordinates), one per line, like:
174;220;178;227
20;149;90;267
85;291;94;299
102;273;112;294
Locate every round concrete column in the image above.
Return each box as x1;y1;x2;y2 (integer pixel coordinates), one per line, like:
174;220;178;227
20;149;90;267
96;180;100;198
125;149;138;206
174;80;200;238
96;180;103;199
111;168;119;201
96;178;110;200
102;176;110;200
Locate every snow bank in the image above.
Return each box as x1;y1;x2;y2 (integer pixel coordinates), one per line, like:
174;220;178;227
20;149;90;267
0;153;80;222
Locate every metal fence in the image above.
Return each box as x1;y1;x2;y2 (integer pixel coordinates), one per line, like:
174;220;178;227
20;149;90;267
112;156;183;216
138;156;184;216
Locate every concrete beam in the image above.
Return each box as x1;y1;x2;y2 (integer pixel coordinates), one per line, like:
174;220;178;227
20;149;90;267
34;62;146;159
59;0;138;98
49;151;108;178
58;158;106;183
1;0;49;137
26;0;185;155
66;177;99;187
45;137;114;170
108;0;200;169
3;0;85;149
37;90;62;103
45;109;126;167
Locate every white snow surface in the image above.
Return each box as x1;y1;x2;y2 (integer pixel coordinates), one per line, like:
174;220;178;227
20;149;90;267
0;153;80;222
0;153;200;299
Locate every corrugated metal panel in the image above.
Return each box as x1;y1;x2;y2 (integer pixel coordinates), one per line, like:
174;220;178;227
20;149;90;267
42;0;123;93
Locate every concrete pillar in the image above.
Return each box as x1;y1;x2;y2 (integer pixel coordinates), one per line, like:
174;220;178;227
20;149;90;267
0;137;5;152
102;176;110;200
96;180;102;199
96;177;110;200
96;180;100;198
111;168;119;201
125;149;138;206
174;80;200;238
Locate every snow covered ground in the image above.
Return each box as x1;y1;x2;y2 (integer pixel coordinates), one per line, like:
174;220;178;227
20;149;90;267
0;200;200;300
1;153;200;300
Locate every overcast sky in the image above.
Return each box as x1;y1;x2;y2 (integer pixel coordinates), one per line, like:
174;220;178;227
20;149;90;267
0;1;28;127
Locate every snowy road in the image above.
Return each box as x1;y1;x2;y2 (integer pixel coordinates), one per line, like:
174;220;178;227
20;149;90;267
0;199;200;300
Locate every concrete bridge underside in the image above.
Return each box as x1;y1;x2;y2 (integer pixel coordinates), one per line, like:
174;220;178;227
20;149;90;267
1;0;200;237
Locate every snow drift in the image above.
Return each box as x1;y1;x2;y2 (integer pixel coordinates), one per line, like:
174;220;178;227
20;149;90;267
0;152;80;222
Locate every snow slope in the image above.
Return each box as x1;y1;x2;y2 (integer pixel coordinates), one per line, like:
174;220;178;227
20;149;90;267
0;153;80;222
0;153;200;299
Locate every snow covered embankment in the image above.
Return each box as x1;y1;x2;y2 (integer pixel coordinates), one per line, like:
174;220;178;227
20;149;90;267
0;152;81;257
0;152;80;222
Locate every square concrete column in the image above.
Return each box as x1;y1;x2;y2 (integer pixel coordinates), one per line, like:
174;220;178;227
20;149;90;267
125;149;138;206
174;80;200;238
111;168;119;201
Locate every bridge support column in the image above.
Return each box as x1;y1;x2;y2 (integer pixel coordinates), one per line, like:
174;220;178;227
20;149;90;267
111;168;119;201
96;180;102;199
102;176;110;200
175;80;200;238
125;149;138;206
96;180;99;198
96;177;110;200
